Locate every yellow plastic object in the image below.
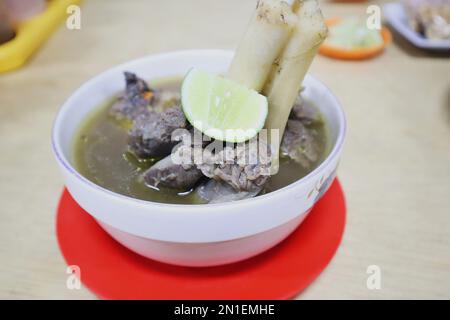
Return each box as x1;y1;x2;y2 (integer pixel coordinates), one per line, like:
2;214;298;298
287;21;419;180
0;0;81;73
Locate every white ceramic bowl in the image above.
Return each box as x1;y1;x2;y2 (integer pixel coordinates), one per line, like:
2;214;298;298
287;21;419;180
52;50;346;267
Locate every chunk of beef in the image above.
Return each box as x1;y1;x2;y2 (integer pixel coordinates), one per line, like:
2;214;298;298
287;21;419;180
142;128;207;190
109;72;155;121
196;140;271;193
195;179;261;204
289;95;321;125
128;107;187;158
143;155;203;190
281;119;321;168
148;136;270;197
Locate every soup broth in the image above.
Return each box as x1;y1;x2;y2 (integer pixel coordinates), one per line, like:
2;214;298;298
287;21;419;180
73;77;331;204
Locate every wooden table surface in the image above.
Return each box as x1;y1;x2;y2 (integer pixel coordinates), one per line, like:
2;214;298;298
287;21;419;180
0;0;449;299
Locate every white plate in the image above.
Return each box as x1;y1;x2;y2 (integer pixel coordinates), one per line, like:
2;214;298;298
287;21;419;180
383;2;450;50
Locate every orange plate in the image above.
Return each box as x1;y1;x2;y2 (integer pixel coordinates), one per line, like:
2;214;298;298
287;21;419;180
319;18;392;60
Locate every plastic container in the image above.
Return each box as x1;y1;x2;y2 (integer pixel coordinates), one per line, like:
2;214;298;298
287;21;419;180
0;0;81;73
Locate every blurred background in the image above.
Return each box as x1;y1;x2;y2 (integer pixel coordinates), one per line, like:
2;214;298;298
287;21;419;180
0;0;449;299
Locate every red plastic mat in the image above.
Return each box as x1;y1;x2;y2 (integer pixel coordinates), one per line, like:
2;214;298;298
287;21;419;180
56;179;346;299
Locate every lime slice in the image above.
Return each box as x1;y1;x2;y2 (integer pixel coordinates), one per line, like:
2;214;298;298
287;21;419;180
181;68;268;143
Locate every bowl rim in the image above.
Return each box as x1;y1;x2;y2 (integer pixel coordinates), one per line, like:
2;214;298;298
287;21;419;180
52;49;347;210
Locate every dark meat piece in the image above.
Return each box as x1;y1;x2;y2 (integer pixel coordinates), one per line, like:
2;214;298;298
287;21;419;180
195;179;262;204
289;96;321;125
281;119;321;168
147;135;270;195
196;140;272;193
123;72;153;106
109;72;186;159
128;107;187;158
143;155;203;191
109;72;154;121
142;128;206;190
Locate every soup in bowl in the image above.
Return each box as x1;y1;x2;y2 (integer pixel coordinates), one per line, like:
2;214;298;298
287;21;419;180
52;49;345;266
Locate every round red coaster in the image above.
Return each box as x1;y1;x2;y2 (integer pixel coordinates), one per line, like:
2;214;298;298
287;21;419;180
56;179;346;300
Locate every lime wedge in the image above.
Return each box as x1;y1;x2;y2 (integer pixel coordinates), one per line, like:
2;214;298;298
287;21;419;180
181;68;268;143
